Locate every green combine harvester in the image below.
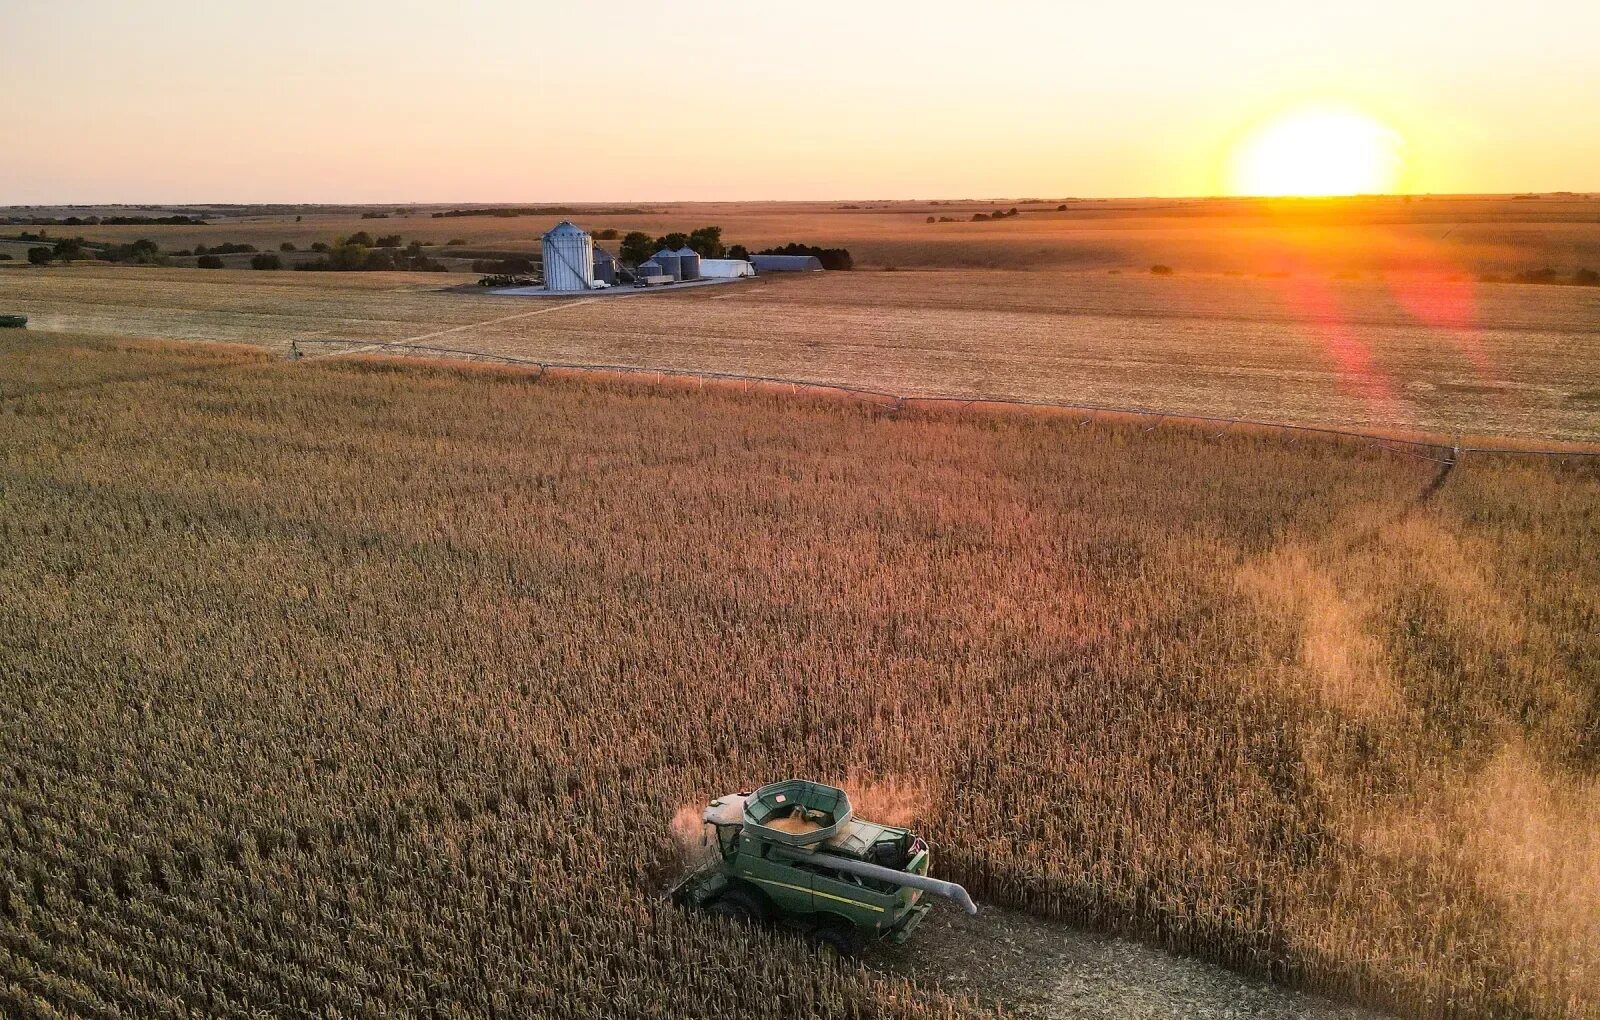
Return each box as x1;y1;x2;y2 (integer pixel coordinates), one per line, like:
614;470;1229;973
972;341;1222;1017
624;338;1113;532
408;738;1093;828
670;779;977;954
0;314;27;329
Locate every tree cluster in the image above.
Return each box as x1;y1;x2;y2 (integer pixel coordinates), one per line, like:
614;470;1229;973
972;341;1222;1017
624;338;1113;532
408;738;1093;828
2;214;206;226
618;226;728;265
296;239;446;273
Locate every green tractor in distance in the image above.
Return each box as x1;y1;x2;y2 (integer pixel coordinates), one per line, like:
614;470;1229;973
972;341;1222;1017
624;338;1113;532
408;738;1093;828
670;779;977;955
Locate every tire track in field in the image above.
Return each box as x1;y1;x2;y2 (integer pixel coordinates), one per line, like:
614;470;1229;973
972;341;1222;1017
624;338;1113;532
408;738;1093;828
398;298;599;345
301;298;601;360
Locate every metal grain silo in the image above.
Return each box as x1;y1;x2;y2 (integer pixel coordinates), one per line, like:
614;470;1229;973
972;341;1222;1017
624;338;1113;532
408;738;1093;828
592;245;618;286
673;246;701;281
635;259;665;285
542;220;594;292
651;248;682;282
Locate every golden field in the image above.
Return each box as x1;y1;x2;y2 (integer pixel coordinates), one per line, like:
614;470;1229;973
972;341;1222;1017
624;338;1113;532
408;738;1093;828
1;332;1596;1018
6;261;1598;442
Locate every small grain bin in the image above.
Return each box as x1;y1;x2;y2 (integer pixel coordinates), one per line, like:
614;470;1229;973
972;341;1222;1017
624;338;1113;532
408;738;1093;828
651;248;683;282
635;259;670;286
673;246;701;281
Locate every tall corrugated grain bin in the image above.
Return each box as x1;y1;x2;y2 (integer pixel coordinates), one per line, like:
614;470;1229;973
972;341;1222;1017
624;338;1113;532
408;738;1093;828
542;220;594;292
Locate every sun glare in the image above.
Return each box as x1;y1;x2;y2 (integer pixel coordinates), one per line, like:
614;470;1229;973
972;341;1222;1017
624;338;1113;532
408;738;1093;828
1229;106;1403;197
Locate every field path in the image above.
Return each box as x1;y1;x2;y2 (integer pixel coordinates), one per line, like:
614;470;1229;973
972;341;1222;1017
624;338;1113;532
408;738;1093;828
399;296;599;343
876;906;1386;1019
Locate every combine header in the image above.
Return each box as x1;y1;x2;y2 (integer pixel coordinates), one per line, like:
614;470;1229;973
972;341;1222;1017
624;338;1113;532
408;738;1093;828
671;779;977;955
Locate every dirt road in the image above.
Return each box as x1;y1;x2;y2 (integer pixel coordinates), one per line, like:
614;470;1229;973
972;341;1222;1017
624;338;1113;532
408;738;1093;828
874;906;1386;1020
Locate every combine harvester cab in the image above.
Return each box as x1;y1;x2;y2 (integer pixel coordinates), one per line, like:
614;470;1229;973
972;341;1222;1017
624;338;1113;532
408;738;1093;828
671;779;976;955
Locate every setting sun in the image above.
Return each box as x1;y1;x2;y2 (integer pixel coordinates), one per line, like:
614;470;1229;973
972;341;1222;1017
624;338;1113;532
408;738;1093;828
1229;106;1404;197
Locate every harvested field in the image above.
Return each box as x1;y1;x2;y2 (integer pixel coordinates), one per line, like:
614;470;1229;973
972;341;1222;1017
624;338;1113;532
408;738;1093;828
6;264;1599;442
2;333;1596;1018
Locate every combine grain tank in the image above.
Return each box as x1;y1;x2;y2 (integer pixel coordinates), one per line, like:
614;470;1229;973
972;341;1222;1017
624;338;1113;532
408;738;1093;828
673;246;701;281
541;220;594;292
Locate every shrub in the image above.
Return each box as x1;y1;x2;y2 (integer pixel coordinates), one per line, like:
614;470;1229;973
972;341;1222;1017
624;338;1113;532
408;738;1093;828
250;253;283;270
446;238;468;246
327;244;369;271
0;252;10;260
1150;264;1174;275
310;242;330;253
197;255;225;269
1574;268;1599;286
375;234;403;248
280;242;297;252
27;246;53;265
101;239;165;265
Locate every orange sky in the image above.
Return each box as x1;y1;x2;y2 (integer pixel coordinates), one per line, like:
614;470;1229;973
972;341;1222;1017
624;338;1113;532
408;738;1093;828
5;0;1598;203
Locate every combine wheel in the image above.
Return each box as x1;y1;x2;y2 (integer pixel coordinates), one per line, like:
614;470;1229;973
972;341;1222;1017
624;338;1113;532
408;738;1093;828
810;921;865;958
708;887;766;925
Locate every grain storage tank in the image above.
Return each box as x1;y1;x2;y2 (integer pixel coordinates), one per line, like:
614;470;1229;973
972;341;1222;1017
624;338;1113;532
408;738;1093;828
651;248;682;282
673;246;701;281
634;259;671;286
592;245;618;286
542;220;594;292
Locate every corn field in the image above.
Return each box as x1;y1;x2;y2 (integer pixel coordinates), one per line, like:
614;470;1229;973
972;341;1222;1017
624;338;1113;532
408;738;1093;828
1;333;1596;1018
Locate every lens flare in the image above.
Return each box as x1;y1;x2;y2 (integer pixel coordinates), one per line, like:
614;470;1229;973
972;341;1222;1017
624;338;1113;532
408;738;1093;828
1230;106;1403;197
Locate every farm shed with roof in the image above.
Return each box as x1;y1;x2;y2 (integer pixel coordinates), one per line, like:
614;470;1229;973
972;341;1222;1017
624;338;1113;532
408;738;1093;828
750;254;824;272
698;258;755;278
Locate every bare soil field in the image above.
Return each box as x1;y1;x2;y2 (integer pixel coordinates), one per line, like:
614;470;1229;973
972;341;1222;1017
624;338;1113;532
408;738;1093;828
2;333;1596;1018
6;263;1598;441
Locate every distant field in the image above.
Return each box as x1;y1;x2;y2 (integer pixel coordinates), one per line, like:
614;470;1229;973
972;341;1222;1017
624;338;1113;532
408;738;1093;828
9;195;1600;275
6;264;1598;441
